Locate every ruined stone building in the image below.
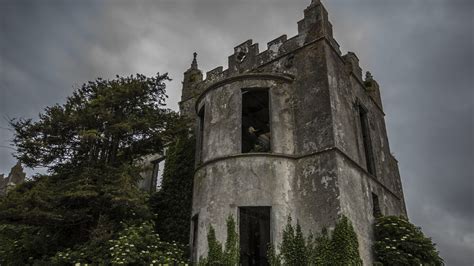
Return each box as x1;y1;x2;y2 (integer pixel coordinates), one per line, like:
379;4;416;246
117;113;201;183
179;0;407;264
0;161;26;196
138;153;165;193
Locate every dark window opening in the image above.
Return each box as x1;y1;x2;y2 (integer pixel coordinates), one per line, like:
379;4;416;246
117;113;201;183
191;214;199;262
358;105;376;175
239;207;271;266
242;89;271;153
372;193;382;218
198;106;205;163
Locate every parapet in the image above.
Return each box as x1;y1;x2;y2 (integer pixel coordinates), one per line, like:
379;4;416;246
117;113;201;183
199;0;341;85
364;71;384;111
343;52;363;81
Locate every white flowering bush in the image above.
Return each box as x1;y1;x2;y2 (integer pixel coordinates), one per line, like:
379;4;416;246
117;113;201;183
108;221;185;265
373;216;443;266
52;221;186;265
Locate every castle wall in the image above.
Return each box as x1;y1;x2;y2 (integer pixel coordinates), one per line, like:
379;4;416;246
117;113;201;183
183;1;407;264
294;151;341;235
192;156;297;260
324;38;406;210
290;42;335;155
322;39;407;264
196;77;295;161
336;153;407;264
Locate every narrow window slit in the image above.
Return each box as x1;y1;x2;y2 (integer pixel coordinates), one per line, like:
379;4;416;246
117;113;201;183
198;106;205;162
191;214;199;263
372;192;382;218
358;104;376;175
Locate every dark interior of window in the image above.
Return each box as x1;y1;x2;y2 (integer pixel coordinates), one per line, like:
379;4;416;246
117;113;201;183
242;89;270;153
239;207;271;266
359;105;376;175
192;214;199;262
198;106;205;162
151;160;159;192
372;192;382;217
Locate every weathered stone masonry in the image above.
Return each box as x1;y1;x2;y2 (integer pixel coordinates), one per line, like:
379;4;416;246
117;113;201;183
180;0;407;264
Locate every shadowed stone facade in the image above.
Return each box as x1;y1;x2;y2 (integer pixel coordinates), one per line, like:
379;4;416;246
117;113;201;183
180;0;407;264
0;161;26;196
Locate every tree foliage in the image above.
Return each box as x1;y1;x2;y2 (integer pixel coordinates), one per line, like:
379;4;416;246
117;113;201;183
308;228;332;265
11;73;175;171
278;216;309;265
330;216;362;266
373;216;443;266
0;73;182;264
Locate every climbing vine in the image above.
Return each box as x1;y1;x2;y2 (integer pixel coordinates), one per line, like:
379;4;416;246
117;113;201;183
149;132;195;248
199;215;239;266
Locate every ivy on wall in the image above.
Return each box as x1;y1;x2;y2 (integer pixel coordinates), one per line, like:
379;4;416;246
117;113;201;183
199;215;239;266
149;132;196;248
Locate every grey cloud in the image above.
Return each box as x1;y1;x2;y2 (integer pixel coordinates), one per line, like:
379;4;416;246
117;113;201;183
1;0;473;264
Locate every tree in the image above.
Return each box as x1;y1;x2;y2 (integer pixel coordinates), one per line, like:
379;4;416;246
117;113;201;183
279;217;309;265
0;73;181;264
306;228;332;265
373;216;443;266
268;216;362;266
330;216;362;266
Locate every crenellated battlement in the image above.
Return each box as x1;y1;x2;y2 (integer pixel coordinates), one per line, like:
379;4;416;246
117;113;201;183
194;0;343;86
180;0;382;119
186;1;407;265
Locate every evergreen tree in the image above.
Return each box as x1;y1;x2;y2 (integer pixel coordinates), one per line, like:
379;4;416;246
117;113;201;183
0;73;179;264
270;216;362;266
330;216;363;266
206;226;224;265
308;228;332;266
267;244;282;266
294;223;308;265
280;216;295;264
279;217;308;265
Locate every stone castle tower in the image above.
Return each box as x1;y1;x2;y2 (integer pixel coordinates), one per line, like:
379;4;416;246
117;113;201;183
0;161;26;196
180;1;407;264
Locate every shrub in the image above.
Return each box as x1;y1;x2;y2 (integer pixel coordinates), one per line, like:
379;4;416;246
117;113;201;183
373;216;443;266
51;221;186;265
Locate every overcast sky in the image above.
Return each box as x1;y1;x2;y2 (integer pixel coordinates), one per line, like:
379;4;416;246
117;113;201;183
1;0;473;264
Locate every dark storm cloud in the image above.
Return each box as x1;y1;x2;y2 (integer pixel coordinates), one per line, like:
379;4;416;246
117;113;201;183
1;0;473;264
322;1;473;264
